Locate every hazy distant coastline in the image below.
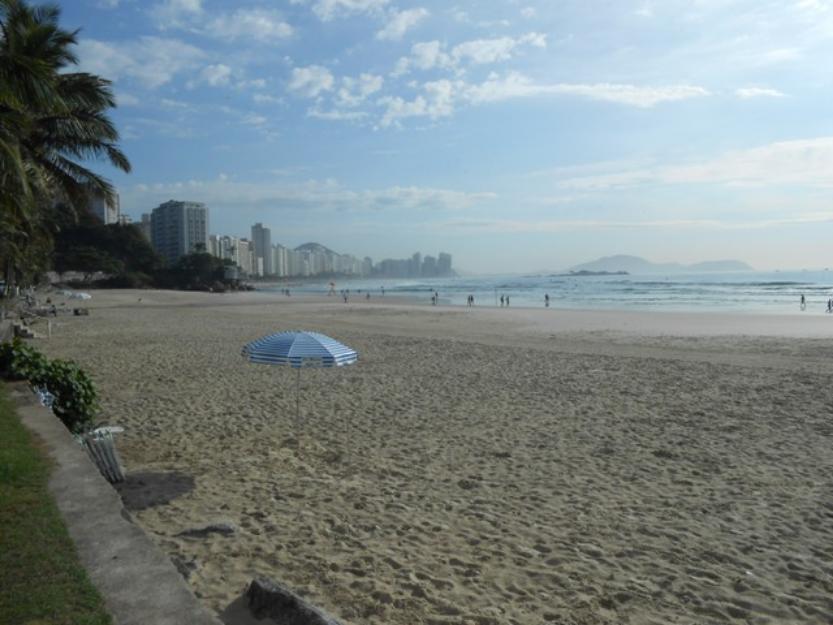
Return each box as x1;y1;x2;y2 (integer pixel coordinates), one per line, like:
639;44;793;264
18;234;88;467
570;254;754;274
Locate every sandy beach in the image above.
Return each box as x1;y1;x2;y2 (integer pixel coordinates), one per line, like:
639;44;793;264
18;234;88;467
36;289;833;625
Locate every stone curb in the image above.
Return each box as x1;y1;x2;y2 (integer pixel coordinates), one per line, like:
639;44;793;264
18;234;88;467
9;384;223;625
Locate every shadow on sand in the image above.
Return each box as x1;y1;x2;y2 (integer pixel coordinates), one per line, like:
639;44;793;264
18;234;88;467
115;470;195;511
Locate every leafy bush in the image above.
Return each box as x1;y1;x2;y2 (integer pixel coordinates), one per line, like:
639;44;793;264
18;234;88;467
0;339;49;382
40;360;99;433
0;340;99;433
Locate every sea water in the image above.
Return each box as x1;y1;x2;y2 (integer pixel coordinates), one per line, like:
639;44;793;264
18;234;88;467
269;270;833;315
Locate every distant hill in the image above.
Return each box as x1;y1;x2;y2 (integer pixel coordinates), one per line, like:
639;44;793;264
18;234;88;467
571;255;753;274
295;242;337;255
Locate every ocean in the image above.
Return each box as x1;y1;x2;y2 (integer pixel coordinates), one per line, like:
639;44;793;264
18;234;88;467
267;270;833;315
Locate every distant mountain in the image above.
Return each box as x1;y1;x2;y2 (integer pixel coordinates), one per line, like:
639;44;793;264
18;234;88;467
295;242;337;255
571;255;753;274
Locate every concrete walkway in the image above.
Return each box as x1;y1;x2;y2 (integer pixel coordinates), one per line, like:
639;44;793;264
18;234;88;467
10;384;223;625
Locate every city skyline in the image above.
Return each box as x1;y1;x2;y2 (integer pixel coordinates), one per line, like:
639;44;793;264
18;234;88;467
144;198;454;278
63;1;833;273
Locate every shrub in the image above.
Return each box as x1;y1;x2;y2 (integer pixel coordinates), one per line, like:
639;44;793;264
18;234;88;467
0;339;50;382
0;340;99;433
40;360;99;434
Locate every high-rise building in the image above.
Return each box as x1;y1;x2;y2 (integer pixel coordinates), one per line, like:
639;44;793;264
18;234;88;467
438;252;452;276
237;239;253;276
88;192;120;224
250;223;272;276
422;255;437;277
150;200;209;265
208;234;220;257
273;244;289;277
139;213;152;241
411;252;422;277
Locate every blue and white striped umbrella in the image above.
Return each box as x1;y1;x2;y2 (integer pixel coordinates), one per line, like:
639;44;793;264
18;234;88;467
242;330;358;424
242;330;358;368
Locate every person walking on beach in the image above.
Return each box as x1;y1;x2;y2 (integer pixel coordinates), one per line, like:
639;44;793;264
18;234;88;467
506;295;510;307
545;293;550;308
500;295;504;307
800;293;806;310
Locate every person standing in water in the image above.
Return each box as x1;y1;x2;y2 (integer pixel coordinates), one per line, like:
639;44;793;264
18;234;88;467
800;294;806;310
545;293;550;307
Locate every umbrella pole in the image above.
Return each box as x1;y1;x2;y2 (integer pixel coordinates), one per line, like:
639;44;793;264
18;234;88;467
296;367;301;426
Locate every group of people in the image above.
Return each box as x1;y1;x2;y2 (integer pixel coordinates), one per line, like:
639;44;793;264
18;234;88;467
800;293;833;313
457;293;550;308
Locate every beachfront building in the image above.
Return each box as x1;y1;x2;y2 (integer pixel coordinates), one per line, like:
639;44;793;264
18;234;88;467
438;252;452;276
88;192;120;224
237;239;254;276
272;244;290;278
139;213;152;241
251;223;272;276
150;200;209;265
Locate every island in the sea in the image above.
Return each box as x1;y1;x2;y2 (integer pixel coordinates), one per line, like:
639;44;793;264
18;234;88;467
570;255;753;274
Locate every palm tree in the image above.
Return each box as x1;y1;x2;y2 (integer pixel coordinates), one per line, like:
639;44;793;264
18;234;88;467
0;0;130;292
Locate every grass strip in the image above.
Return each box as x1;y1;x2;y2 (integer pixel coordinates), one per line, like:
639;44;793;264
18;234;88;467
0;384;112;625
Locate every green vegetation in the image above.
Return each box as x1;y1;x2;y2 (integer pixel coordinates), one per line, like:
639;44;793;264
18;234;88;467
0;0;130;293
156;251;237;291
53;209;162;286
0;384;112;624
0;339;100;433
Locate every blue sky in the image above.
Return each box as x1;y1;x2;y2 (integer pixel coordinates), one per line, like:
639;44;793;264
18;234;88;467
63;0;833;272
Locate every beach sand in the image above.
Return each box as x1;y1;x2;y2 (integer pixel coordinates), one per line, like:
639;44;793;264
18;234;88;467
37;290;833;624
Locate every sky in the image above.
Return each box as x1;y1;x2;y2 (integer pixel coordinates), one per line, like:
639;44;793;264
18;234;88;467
61;0;833;273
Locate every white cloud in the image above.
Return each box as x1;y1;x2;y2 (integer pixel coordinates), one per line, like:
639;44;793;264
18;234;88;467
377;73;709;127
376;8;429;40
378;79;457;126
451;33;547;65
393;33;547;75
77;37;206;88
150;0;202;26
550;137;833;190
242;113;268;126
253;93;284;105
308;108;368;121
198;64;232;87
463;73;710;107
337;73;383;106
125;177;494;213
116;93;140;107
443;212;833;233
735;87;786;99
306;0;389;21
288;65;335;97
206;9;293;42
520;7;536;18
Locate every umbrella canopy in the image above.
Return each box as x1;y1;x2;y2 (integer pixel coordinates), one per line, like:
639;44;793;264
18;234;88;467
242;330;357;368
242;330;358;425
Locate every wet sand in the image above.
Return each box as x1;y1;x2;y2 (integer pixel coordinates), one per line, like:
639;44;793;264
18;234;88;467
38;289;833;625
